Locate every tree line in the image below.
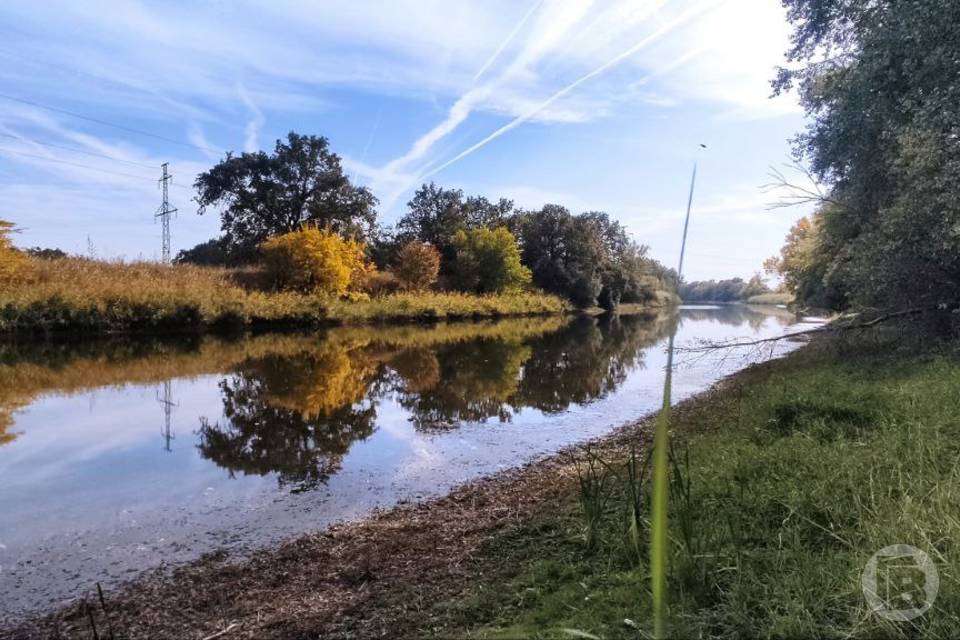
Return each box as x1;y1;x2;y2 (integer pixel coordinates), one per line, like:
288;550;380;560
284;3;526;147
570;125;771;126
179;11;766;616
678;276;769;303
767;0;960;315
176;132;676;309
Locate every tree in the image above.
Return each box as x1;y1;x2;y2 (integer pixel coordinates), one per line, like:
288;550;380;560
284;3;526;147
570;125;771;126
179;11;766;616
26;247;67;260
677;276;773;303
452;226;531;294
174;237;231;266
513;206;661;308
195;132;378;260
765;213;842;308
774;0;960;310
396;182;513;268
0;219;27;283
393;241;440;291
261;227;372;295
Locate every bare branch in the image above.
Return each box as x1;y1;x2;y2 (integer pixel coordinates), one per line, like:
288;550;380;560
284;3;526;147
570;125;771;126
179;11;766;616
761;161;846;211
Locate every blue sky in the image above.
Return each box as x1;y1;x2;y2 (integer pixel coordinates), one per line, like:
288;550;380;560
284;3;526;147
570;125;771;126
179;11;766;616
0;0;810;281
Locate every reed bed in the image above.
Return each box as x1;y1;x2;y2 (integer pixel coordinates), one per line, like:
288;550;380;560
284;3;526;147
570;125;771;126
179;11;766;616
0;257;567;334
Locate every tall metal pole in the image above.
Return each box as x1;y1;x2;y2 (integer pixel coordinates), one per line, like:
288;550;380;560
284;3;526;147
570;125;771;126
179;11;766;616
156;163;177;263
677;162;698;277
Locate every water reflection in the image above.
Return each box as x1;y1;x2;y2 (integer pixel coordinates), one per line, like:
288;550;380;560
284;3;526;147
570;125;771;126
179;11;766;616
196;313;676;487
679;303;797;328
0;304;808;617
198;355;380;492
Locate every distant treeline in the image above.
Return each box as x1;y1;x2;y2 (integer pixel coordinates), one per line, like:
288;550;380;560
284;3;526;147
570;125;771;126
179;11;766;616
678;276;769;303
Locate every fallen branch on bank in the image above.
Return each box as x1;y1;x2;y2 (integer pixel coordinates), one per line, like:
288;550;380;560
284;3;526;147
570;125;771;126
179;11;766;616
678;303;959;352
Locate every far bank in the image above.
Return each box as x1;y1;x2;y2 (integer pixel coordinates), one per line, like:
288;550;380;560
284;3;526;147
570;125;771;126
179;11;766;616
0;256;679;337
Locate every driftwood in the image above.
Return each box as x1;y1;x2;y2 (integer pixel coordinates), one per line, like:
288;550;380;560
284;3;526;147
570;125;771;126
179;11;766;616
200;623;239;640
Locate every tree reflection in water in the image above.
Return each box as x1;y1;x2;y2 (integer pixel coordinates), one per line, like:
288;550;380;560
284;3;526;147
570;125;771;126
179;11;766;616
197;313;677;487
198;350;379;492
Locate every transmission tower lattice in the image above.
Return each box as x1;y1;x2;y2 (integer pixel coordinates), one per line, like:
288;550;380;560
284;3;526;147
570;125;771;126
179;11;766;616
155;163;177;263
157;380;177;452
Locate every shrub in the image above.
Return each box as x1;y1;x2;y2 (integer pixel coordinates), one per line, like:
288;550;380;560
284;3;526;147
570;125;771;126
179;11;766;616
452;226;531;294
174;237;232;266
393;241;441;291
261;227;372;296
0;220;28;283
363;271;401;296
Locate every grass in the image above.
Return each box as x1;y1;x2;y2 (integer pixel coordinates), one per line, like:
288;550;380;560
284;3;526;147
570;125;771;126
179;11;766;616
438;338;960;638
0;257;569;335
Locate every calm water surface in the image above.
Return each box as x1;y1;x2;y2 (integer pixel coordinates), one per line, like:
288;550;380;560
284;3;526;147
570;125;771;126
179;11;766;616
0;305;815;618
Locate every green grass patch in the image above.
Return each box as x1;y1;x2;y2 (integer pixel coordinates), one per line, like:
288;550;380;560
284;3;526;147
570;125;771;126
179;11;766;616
440;345;960;638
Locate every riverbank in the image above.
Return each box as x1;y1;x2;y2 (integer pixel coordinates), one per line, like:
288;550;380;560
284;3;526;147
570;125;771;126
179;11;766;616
8;332;957;639
0;257;682;336
0;257;575;335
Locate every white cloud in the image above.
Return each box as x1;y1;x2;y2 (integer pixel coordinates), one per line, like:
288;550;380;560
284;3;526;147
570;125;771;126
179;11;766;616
237;84;265;153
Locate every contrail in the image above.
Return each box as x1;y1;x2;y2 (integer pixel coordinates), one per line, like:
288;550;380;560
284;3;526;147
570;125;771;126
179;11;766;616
349;106;384;186
382;0;592;175
473;0;545;82
422;0;726;181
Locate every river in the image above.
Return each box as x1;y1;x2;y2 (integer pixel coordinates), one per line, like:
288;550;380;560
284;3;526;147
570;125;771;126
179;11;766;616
0;305;818;619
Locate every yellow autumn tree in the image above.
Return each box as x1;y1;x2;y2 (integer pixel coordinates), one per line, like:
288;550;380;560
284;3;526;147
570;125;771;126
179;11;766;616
0;219;28;283
261;227;373;295
764;213;825;300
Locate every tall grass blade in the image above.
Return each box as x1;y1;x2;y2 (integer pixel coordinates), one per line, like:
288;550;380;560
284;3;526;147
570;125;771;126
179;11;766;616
650;158;697;638
650;331;676;639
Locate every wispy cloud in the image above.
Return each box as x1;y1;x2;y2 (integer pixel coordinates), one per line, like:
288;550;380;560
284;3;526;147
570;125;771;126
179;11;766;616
0;0;800;264
237;83;265;153
419;0;725;182
187;124;222;161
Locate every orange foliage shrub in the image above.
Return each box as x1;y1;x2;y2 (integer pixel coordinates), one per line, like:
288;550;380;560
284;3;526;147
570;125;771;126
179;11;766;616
393;240;441;291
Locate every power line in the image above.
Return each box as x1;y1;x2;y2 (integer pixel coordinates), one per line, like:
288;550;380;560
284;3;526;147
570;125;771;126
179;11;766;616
0;93;222;155
0;132;158;168
0;146;193;190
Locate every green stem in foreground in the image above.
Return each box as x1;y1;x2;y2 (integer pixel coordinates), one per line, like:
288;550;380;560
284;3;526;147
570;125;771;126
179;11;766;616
650;330;676;638
651;155;698;637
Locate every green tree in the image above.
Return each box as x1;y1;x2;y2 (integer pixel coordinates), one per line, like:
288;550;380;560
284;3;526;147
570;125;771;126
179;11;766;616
452;226;531;294
195;132;378;260
775;0;960;310
678;276;770;303
514;206;660;308
397;182;513;268
174;237;231;266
